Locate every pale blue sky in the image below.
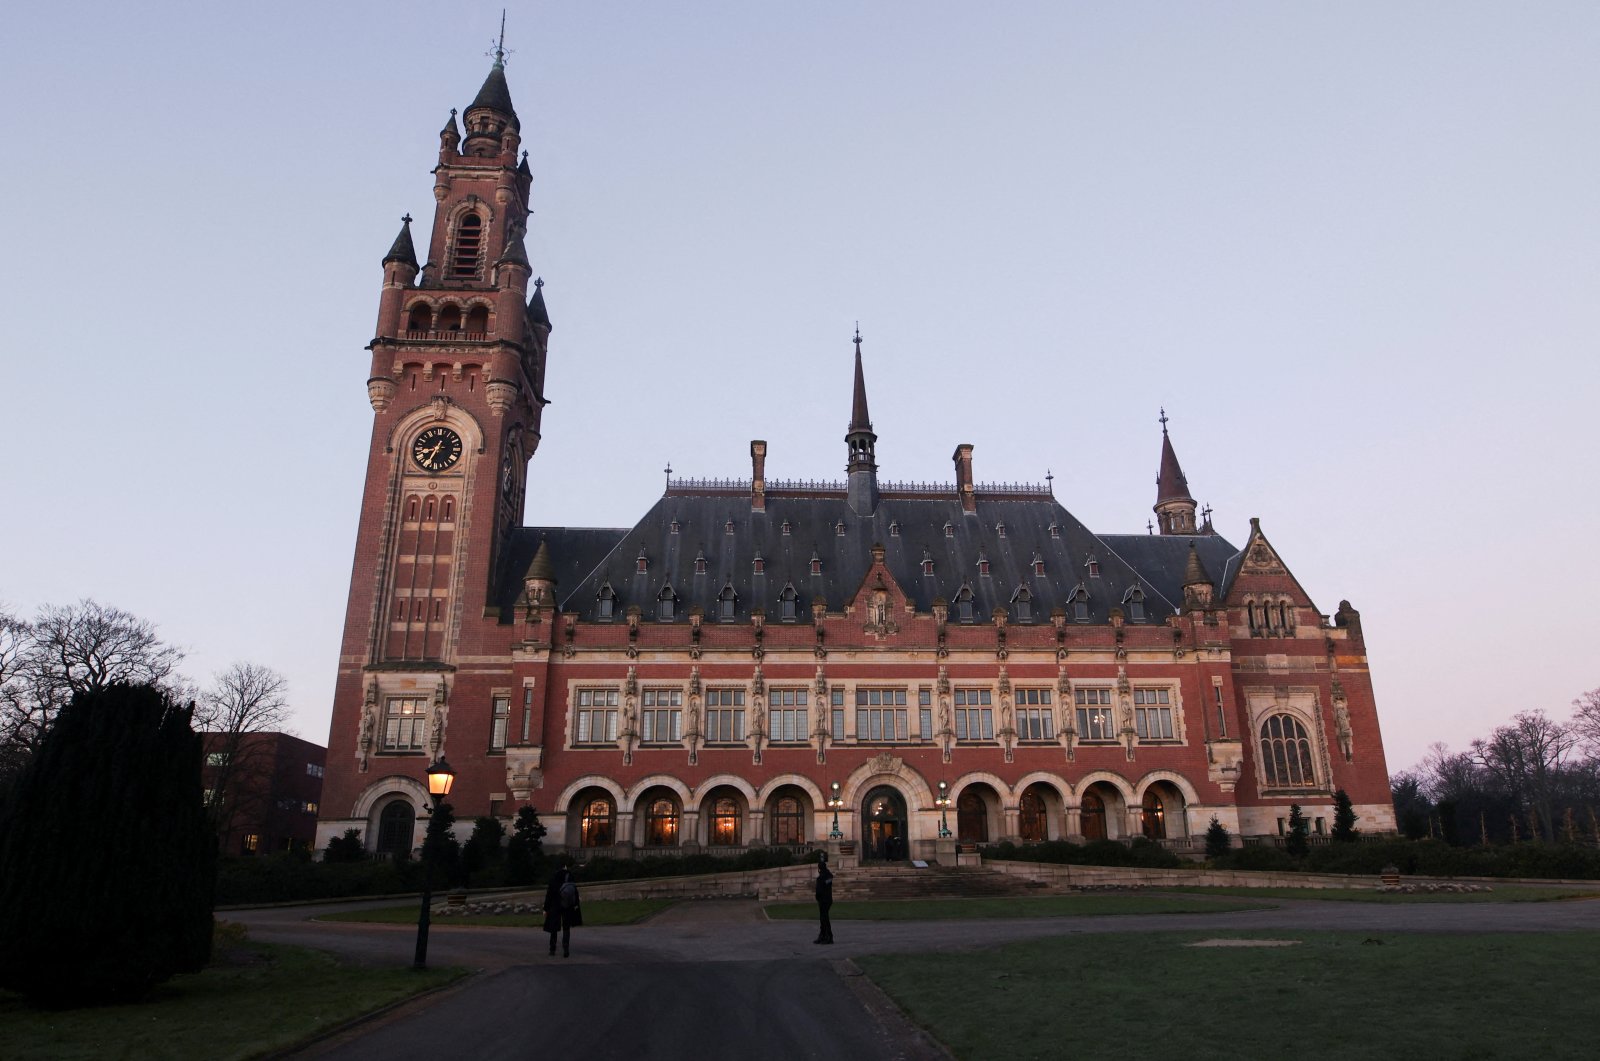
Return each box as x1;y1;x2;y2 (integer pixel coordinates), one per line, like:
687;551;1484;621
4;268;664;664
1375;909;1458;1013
2;3;1595;772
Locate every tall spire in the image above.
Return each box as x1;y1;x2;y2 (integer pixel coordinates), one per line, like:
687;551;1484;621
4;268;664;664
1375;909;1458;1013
845;326;879;516
1153;408;1198;534
465;18;520;138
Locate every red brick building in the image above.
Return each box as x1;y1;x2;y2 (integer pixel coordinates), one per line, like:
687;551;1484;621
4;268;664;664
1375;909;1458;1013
203;732;326;856
316;57;1395;860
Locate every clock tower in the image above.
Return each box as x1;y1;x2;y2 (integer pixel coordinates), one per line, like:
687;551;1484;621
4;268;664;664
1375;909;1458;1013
326;51;550;795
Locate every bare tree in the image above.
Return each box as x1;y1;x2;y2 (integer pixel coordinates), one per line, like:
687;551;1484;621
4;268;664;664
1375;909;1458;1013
196;662;291;842
1471;710;1580;840
0;600;186;782
1571;688;1600;756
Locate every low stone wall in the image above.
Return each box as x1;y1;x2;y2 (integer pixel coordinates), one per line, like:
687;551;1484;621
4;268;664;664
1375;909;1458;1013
982;860;1600;891
496;863;818;905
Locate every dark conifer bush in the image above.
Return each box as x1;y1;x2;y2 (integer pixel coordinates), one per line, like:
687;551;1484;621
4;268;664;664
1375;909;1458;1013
0;684;216;1005
1285;804;1310;858
1204;816;1232;860
1332;789;1359;843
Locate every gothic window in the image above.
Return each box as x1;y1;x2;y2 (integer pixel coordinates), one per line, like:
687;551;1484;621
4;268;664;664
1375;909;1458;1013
376;800;415;855
1134;688;1174;740
704;689;745;742
918;689;933;740
781;520;792;535
831;688;847;741
1048;522;1061;540
1032;553;1046;576
955;585;975;623
752;554;765;574
670;520;681;535
580;798;614;847
657;585;677;621
382;697;428;751
995;522;1006;538
835;520;846;536
575;689;619;743
637;549;649;573
771;796;804;844
1124;586;1146;623
710;797;741;846
1011;585;1033;623
778;584;799;621
922;552;935;576
646;798;679;846
718;583;737;621
489;695;509;752
1260;714;1317;788
437;303;463;331
957;791;989;842
725;520;735;535
693;551;707;575
596;583;617;621
451;213;484;278
977;553;991;577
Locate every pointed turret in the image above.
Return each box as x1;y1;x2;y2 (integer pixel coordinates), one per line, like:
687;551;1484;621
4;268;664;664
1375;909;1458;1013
1153;408;1198;534
844;327;879;516
461;48;520;158
498;231;530;269
382;214;419;270
439;108;461;156
467;61;519;128
522;538;557;613
527;277;551;330
1182;541;1215;609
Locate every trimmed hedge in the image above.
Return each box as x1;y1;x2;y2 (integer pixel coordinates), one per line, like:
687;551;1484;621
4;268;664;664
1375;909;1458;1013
1207;839;1600;880
978;838;1184;869
571;845;820;883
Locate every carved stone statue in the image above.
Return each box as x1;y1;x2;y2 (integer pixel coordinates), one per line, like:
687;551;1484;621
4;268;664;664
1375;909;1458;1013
1334;699;1354;762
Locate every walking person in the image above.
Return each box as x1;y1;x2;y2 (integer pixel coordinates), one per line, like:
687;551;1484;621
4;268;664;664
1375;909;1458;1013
542;861;582;957
814;852;834;944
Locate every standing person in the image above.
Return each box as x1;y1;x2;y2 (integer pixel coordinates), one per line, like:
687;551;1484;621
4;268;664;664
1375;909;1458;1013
542;861;582;957
814;852;834;944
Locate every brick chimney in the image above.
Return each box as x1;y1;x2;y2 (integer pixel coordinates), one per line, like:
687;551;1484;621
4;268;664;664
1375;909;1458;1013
750;440;767;512
953;443;976;513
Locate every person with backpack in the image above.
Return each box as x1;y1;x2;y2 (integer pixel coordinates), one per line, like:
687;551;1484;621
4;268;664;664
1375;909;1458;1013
542;861;582;957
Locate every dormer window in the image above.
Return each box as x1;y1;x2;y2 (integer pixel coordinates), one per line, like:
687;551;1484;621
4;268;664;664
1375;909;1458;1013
995;522;1007;538
922;550;935;576
1048;522;1061;540
1124;585;1146;623
694;551;707;575
781;520;792;536
1011;585;1033;623
779;584;799;621
657;585;678;621
944;521;954;539
977;552;990;577
725;520;735;535
810;552;822;576
597;583;617;621
670;520;681;535
889;520;900;537
752;554;765;574
451;213;484;278
718;583;738;621
1072;585;1090;622
1032;553;1045;576
1086;557;1100;579
955;585;975;623
636;549;649;573
835;520;846;536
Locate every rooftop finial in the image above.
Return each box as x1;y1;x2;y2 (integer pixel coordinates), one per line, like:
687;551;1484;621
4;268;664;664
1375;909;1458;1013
534;276;544;289
1045;468;1054;493
1159;406;1169;433
493;9;508;67
853;322;862;350
402;213;412;225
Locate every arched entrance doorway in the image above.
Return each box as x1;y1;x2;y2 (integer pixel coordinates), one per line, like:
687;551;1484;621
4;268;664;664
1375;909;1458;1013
1019;786;1048;842
862;786;907;861
957;790;989;843
376;799;415;856
1080;791;1107;841
1141;782;1189;840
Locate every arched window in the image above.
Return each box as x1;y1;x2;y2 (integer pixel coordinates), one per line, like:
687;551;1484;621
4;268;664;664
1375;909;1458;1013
1141;791;1167;839
1019;789;1047;842
437;303;463;332
771;795;804;845
376;800;415;855
441;496;454;521
451;213;484;277
710;797;741;846
406;496;420;520
1260;714;1317;788
1080;791;1106;841
406;305;433;333
465;304;489;334
580;797;614;847
645;798;678;846
424;497;436;521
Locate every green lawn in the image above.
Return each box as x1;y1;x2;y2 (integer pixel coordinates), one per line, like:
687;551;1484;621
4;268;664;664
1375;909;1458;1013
319;897;673;927
860;931;1600;1060
764;894;1270;920
1157;884;1600;904
0;941;462;1061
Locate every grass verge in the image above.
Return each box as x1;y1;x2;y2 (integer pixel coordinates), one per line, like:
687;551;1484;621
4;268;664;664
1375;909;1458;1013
859;930;1600;1060
319;897;674;927
1157;884;1599;904
0;941;462;1061
764;894;1270;920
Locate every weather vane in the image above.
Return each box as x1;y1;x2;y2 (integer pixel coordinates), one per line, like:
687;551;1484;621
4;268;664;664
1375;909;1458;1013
487;10;514;66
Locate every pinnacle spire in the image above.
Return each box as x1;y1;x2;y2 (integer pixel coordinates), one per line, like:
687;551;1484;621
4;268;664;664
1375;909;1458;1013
526;537;555;584
1154;409;1198;534
1183;541;1212;587
382;214;419;269
845;325;879;516
849;325;872;432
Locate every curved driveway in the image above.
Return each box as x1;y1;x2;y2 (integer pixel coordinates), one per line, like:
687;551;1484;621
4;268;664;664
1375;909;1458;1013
230;895;1600;1060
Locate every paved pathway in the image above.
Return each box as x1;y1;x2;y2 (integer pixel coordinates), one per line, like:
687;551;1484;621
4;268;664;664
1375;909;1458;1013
229;893;1600;1059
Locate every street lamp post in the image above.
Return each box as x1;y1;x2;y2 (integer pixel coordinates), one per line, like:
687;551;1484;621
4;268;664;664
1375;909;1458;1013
936;780;953;839
413;757;455;971
827;781;844;841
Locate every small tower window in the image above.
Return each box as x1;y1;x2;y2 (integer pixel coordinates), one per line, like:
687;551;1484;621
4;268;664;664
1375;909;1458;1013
781;520;792;536
725;520;735;535
1048;522;1060;540
451;213;484;278
995;522;1006;538
670;520;681;535
922;550;935;576
977;551;990;577
835;520;846;536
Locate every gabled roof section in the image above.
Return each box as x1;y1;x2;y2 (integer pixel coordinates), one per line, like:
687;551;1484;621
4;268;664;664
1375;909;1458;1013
1096;533;1240;609
1221;517;1321;612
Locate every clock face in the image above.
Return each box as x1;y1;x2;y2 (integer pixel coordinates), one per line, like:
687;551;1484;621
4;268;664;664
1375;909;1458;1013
411;426;463;472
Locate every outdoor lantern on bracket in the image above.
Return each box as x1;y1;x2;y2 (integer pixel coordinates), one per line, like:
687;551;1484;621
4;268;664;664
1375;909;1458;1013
827;780;844;840
413;757;456;970
936;780;953;839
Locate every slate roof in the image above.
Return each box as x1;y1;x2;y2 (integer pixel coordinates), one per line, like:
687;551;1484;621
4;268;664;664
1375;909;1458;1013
467;62;520;129
1096;533;1242;605
383;217;418;269
500;490;1240;628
